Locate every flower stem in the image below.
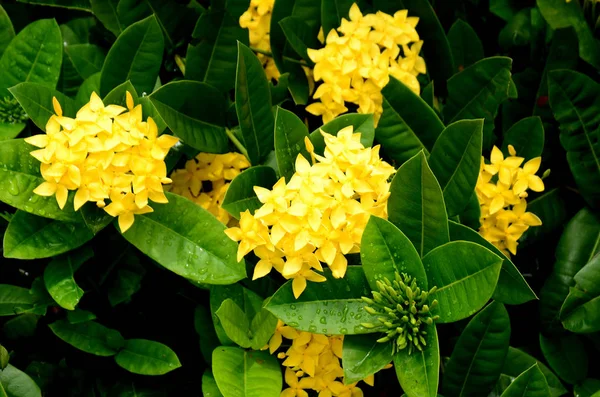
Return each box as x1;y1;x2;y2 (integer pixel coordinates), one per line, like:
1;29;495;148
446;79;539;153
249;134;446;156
249;47;309;67
225;128;249;160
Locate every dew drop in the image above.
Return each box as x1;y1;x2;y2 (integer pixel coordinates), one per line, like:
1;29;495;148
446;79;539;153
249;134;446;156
319;317;327;324
298;315;303;320
290;304;296;310
288;321;299;327
7;180;19;196
340;328;348;335
322;328;328;333
309;325;317;332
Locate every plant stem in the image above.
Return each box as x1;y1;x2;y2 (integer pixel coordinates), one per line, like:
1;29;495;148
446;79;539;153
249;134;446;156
249;46;309;66
225;128;249;159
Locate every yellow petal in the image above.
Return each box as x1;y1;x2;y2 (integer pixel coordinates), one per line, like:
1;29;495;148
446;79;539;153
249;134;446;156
74;188;90;211
253;259;273;280
490;146;503;164
24;134;49;148
523;157;541;174
528;175;545;192
118;212;135;233
126;91;134;111
52;97;63;117
55;185;68;209
489;195;504;215
292;276;307;298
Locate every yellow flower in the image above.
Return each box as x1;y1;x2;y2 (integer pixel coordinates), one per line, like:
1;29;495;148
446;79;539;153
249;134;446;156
281;368;314;397
25;92;178;232
225;126;395;297
306;3;426;124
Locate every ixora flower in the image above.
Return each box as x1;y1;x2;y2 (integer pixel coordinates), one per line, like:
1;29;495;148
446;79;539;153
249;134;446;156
306;3;426;124
225;126;396;298
168;152;250;225
266;321;390;397
24;92;179;232
476;145;544;256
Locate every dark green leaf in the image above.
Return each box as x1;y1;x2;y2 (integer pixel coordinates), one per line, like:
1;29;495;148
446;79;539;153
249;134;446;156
279;16;318;64
49;319;124;356
0;346;7;370
90;0;122;36
114;339;181;375
321;0;355;37
562;294;600;333
574;379;600;397
393;326;439;397
0;364;41;397
100;15;164;96
490;0;520;21
75;72;101;107
43;247;93;310
388;151;449;257
0;285;35;316
342;334;393;384
423;241;502;323
448;19;484;71
9;83;78;131
540;333;588;384
443;301;511;396
67;309;96;324
521;189;568;245
150;80;229;153
574;253;600;296
15;0;91;11
0;5;15;57
3;313;39;339
65;44;105;79
502;348;568;397
122;192;245;284
429;119;483;217
309;113;374;155
500;364;550;397
501;116;544;161
107;260;145;307
222;166;278;219
274;106;309;181
195;305;220;364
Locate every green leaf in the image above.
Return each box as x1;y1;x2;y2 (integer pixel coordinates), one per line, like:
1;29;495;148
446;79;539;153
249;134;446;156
265;267;378;335
574;253;600;296
212;347;282;397
521;189;568;246
150;80;229;153
0;364;41;397
539;333;588;384
393;326;439;397
501;116;544;161
448;19;484;71
429;119;483;217
0;5;15;57
574;379;600;397
500;364;551;397
423;241;502;323
9;83;78;131
448;221;537;305
3;314;39;340
121;192;246;285
235;42;275;165
0;346;7;369
222;166;278;219
210;284;263;346
539;208;600;332
537;0;600;69
443;57;513;149
377;76;444;164
65;44;105;79
321;0;355;37
195;305;220;364
186;4;247;93
202;370;224;397
90;0;122;36
561;294;600;333
342;334;393;384
100;15;164;97
502;347;568;397
248;308;278;350
548;70;600;208
3;211;93;259
76;72;101;107
49;319;124;356
360;216;426;291
309;113;375;155
279;16;318;64
67;309;96;324
490;0;520;21
0;123;25;141
0;19;62;98
103;80;138;108
43;247;93;310
0;285;35;316
443;301;511;396
216;299;251;348
114;339;181;375
274;106;309;181
138;96;167;133
388;151;449;257
79;203;113;235
15;0;91;11
107;260;145;307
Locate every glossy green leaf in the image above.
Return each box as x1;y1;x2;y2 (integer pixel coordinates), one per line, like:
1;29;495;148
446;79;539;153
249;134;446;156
502;348;568;397
377;76;444;164
100;15;164;96
500;364;550;397
150;80;229;153
388;151;449;257
212;347;281;397
75;72;101;107
444;57;512;149
539;333;588;384
222;166;278;219
90;0;122;36
43;247;93;310
562;294;600;333
9;83;78;131
309;113;375;155
443;301;511;396
274;106;309;180
114;339;181;375
0;285;35;316
210;284;263;346
393;326;439;397
548;70;600;208
235;42;275;165
216;299;251;348
3;211;93;259
65;44;105;79
0;5;15;57
49;319;124;356
122;192;245;284
501;117;545;160
448;221;537;305
574;253;600;296
0;19;62;98
107;260;145;307
0;364;41;397
195;305;220;364
79;203;113;235
423;241;502;323
490;0;520;21
321;0;356;37
138;96;167;133
0;346;7;369
521;189;568;245
361;216;426;291
103;80;137;108
67;309;96;324
0;123;25;141
202;370;224;397
342;334;394;384
429;119;483;217
279;16;318;64
574;379;600;397
265;267;378;335
448;19;484;71
539;208;600;332
15;0;91;10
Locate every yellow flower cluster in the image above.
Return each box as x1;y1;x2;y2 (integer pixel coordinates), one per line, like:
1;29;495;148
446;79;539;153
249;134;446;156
25;92;179;233
225;126;395;298
476;146;544;257
306;3;426;124
168;152;250;225
267;320;388;397
239;0;280;81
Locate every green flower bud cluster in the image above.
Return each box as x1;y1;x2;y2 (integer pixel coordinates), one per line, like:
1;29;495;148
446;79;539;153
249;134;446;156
0;97;28;124
361;272;439;354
